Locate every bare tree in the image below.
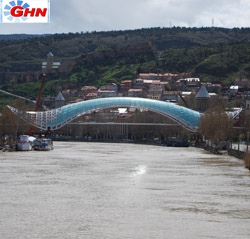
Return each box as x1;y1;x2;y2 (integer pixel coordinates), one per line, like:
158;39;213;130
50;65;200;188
198;106;233;146
0;107;18;142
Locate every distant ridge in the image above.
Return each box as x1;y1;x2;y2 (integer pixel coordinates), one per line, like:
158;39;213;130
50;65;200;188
0;34;51;41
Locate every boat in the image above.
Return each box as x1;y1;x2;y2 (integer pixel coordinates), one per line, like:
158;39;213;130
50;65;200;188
17;135;33;151
33;138;53;151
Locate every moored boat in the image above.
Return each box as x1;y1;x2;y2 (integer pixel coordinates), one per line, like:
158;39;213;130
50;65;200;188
33;138;53;151
17;135;32;151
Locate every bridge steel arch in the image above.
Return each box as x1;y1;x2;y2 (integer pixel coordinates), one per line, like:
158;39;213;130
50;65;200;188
8;97;201;132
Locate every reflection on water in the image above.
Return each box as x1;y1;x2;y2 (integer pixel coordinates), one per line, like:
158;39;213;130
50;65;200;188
0;142;250;239
134;165;147;175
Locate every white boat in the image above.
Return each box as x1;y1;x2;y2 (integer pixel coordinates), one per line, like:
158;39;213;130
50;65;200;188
33;138;53;151
17;135;32;151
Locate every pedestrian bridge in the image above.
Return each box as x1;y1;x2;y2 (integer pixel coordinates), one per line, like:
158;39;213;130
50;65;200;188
8;97;201;132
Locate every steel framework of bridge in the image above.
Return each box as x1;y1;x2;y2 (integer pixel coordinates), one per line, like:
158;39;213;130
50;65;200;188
8;97;202;132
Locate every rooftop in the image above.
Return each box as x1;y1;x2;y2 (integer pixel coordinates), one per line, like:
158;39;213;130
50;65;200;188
55;92;65;101
81;86;97;91
47;51;54;57
128;89;143;92
196;85;210;98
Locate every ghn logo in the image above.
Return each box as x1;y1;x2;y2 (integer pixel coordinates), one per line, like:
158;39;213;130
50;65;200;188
0;0;50;23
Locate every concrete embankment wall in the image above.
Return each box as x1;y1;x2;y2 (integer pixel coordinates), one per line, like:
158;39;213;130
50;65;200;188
198;143;249;170
196;142;247;160
228;148;245;160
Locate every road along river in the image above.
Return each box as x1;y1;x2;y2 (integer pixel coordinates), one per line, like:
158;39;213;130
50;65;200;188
0;142;250;239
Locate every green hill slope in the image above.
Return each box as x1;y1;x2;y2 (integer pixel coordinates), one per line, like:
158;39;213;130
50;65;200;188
1;27;250;99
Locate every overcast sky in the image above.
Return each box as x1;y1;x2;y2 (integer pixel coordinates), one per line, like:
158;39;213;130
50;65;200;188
1;0;250;34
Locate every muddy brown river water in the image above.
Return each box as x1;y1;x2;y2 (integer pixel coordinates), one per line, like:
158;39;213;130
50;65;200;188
0;142;250;239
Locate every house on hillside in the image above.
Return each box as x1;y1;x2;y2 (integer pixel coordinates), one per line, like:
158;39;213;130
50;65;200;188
85;93;98;100
134;79;144;89
97;90;117;98
230;85;239;95
128;89;145;98
80;86;97;99
161;91;180;102
100;83;118;92
234;78;250;89
120;80;132;96
147;84;163;100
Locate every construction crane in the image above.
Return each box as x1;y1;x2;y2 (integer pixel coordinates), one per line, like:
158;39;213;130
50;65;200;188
178;92;190;108
29;73;46;135
172;90;190;108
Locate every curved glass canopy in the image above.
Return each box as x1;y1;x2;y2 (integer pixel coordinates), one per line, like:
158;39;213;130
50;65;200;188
8;97;201;132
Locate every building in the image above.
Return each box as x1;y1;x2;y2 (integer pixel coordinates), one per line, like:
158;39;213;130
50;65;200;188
230;85;239;95
195;85;210;112
162;73;179;82
185;78;200;91
42;95;55;108
147;84;163;100
134;79;144;89
161;91;180;102
61;89;78;101
234;78;250;89
139;73;159;80
202;83;222;94
174;78;200;91
100;83;118;92
97;90;117;98
139;73;180;81
128;89;145;98
80;86;97;98
143;80;161;91
85;93;98;100
120;80;132;96
55;92;65;108
42;52;61;73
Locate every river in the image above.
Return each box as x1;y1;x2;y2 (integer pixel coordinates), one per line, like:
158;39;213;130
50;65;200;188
0;142;250;239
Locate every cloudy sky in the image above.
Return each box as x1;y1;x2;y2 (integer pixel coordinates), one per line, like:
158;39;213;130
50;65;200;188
1;0;250;34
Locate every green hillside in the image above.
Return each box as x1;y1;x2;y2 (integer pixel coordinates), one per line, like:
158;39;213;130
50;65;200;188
1;27;250;73
1;27;250;99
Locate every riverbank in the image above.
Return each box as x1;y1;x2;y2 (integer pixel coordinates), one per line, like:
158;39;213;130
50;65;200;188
196;142;250;170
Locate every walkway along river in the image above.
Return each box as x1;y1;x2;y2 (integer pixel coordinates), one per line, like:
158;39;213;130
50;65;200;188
0;142;250;239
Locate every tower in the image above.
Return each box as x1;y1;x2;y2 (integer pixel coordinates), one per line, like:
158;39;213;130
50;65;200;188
196;85;210;112
42;52;61;73
55;92;65;108
47;51;54;69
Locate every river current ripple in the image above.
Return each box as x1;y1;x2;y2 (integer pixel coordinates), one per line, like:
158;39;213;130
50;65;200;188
0;142;250;239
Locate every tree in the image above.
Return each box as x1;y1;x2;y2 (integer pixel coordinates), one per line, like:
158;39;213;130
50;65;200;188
198;106;233;146
208;95;226;109
0;99;31;144
0;106;18;141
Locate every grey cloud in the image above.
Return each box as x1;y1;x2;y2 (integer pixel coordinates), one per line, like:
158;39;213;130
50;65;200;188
0;0;249;34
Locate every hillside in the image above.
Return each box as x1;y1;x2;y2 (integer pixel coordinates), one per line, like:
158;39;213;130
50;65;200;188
1;27;250;73
1;27;250;99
